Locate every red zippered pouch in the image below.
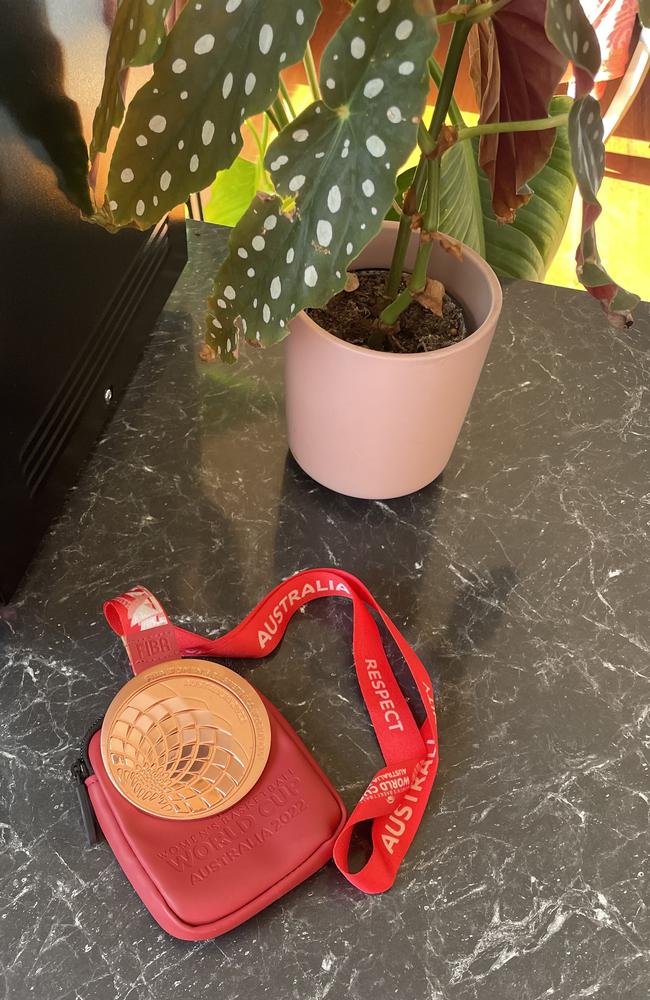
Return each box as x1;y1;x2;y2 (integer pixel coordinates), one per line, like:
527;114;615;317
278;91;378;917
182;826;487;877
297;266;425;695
72;568;439;940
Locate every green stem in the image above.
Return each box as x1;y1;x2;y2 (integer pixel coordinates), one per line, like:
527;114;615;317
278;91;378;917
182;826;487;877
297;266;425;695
429;55;486;256
266;106;282;133
456;113;568;140
424;156;441;234
384;19;470;303
378;288;412;326
278;78;296;119
303;42;321;101
428;55;443;94
247;116;271;189
427;22;471;141
384;217;416;301
417;120;436;156
259;114;271;187
428;56;464;128
436;0;514;25
380;159;442;327
270;96;290;131
246;118;265;161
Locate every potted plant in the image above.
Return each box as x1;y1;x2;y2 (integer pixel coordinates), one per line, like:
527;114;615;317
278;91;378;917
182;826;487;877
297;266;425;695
87;0;642;499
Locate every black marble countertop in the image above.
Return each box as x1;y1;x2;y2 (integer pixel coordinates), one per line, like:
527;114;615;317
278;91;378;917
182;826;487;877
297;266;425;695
2;222;649;1000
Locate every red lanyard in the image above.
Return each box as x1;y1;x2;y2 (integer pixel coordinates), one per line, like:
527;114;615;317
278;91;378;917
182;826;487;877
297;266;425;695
103;568;439;894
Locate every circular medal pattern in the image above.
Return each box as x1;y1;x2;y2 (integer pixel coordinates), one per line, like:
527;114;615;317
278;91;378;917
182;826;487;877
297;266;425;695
100;659;271;819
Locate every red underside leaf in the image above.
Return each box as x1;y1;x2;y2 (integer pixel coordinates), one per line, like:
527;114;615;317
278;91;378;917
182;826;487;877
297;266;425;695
469;0;568;222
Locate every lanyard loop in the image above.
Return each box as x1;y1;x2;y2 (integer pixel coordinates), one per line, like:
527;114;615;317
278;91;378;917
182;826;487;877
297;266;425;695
104;568;439;893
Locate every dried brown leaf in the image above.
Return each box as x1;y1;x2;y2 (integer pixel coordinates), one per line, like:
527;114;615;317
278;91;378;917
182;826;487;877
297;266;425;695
415;278;445;317
432;124;458;158
468;3;568;222
430;232;463;258
344;271;360;292
199;342;217;363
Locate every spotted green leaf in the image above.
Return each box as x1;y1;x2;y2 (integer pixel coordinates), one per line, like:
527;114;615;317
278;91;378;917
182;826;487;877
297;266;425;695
569;95;639;327
568;93;604;205
544;0;601;99
91;0;172;158
104;0;320;228
206;0;438;362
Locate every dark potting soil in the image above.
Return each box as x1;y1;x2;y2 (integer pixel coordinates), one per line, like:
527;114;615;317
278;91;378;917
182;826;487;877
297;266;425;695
306;269;469;353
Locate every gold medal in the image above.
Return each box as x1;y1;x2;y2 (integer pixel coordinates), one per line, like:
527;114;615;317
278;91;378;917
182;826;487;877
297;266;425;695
100;659;271;819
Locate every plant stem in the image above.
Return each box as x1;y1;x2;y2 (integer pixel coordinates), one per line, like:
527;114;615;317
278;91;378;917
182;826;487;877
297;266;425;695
424;156;441;233
266;106;282;133
384;19;470;303
428;56;465;128
427;55;443;93
384;214;417;300
259;114;271;187
379;159;442;327
417;120;436;156
428;23;472;142
303;42;321;101
279;78;296;119
270;97;290;131
378;288;412;326
246;118;265;161
436;0;514;25
246;116;271;189
456;113;568;140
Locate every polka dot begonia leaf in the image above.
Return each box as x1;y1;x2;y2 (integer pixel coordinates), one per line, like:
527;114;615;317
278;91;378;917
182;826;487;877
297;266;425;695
544;0;601;99
568;94;604;207
103;0;320;228
206;0;438;362
91;0;172;158
568;94;639;326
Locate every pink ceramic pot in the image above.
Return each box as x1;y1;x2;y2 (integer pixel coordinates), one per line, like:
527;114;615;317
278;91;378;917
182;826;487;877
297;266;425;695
284;221;503;499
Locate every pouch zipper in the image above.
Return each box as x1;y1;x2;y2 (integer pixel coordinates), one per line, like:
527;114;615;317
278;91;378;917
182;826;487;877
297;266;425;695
71;714;105;846
80;714;105;773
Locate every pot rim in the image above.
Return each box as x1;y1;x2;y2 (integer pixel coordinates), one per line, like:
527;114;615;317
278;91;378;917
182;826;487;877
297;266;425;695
293;220;503;363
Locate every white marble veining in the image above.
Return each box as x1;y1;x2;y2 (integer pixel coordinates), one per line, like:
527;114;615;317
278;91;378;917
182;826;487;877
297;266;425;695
0;223;649;999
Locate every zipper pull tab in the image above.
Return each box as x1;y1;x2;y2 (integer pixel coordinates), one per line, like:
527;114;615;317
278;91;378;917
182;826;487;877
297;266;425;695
71;759;100;846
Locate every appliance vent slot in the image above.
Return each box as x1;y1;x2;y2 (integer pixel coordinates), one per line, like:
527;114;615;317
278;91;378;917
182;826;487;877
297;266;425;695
20;219;170;498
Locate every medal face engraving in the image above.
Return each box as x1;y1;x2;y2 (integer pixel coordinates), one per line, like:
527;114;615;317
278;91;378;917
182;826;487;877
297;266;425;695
101;659;271;819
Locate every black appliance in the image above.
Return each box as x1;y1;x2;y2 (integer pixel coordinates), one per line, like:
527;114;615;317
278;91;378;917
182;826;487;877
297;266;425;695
0;1;187;601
